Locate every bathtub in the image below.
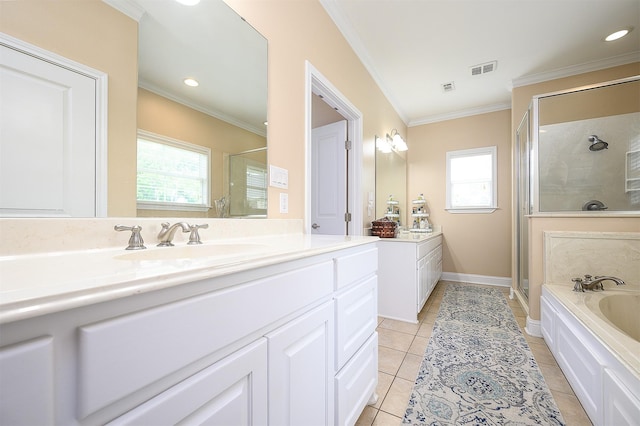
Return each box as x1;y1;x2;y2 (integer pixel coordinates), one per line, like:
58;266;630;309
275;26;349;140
541;283;640;426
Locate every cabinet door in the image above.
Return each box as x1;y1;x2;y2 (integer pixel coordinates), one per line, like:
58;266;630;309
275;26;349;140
267;301;335;426
0;337;54;425
603;368;640;426
108;339;268;426
417;256;429;312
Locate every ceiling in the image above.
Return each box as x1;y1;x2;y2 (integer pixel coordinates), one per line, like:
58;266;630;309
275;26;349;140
320;0;640;126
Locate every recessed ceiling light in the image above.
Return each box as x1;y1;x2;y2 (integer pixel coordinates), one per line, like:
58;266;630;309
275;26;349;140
605;27;632;42
183;78;199;87
175;0;200;5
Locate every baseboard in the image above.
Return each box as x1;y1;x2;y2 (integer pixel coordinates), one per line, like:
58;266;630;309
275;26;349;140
441;272;512;288
525;316;542;337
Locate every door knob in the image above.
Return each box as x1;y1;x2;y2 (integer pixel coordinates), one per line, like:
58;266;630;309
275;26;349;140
312;223;320;229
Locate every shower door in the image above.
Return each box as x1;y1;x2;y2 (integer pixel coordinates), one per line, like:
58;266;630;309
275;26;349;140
515;109;531;300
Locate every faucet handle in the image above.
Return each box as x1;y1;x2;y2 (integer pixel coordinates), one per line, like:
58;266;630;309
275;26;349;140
571;277;584;292
115;225;147;250
187;223;209;245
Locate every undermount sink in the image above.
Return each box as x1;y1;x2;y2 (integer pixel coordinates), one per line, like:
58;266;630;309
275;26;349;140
115;243;271;261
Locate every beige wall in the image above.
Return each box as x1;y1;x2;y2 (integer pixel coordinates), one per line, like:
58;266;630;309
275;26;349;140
0;0;139;216
225;0;405;226
407;109;513;278
137;88;266;217
511;62;640;321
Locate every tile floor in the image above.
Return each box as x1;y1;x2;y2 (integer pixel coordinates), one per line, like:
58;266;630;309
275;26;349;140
355;281;592;425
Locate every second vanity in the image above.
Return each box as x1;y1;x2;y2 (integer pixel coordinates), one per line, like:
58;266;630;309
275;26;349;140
377;231;443;323
0;219;379;426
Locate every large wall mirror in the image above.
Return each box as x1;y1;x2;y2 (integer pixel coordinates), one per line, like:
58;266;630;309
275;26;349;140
113;0;268;218
532;76;639;213
0;0;267;218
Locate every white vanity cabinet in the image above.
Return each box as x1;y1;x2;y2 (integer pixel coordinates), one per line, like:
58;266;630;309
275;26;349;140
377;234;442;323
0;242;378;426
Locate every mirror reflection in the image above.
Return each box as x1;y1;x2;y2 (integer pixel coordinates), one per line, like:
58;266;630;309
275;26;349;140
536;78;640;212
375;148;407;226
0;0;268;218
129;0;268;218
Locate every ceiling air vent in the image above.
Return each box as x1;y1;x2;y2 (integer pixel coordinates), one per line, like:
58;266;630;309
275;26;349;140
442;82;455;92
470;61;497;76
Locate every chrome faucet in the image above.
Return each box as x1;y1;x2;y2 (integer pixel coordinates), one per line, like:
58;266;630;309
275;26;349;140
157;222;190;247
572;274;625;292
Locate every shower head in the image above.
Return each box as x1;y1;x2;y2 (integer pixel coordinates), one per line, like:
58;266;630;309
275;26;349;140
588;135;608;151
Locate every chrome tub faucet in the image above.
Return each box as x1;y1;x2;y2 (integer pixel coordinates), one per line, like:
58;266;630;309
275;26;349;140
572;274;626;292
157;222;190;247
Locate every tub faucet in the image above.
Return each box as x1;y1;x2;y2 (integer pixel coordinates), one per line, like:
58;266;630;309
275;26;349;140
572;274;625;292
157;222;190;247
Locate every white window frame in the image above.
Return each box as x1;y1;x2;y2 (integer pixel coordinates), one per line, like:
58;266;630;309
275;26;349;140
136;129;211;212
446;146;497;214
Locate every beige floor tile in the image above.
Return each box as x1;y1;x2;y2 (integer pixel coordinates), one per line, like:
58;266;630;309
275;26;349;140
427;300;441;312
373;372;395;409
380;377;414;418
396;353;422;382
538;362;575;394
528;340;557;366
551;390;592;426
377;327;415;352
416;321;434;338
378;346;406;375
421;310;439;324
355;405;378;426
378;318;421;335
407;335;429;356
372;410;402;426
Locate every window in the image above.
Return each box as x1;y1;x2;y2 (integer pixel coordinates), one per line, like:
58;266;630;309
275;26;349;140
137;130;210;211
446;146;497;213
246;164;267;211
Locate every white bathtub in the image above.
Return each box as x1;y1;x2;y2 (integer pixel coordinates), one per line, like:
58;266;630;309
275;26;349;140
541;283;640;425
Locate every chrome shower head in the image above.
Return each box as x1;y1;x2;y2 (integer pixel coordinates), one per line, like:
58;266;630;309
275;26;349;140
588;135;608;151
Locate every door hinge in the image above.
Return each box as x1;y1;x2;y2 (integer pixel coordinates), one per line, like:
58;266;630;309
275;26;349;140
344;212;352;222
345;140;352;150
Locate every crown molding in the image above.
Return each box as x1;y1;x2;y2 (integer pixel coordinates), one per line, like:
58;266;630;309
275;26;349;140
319;0;409;125
512;51;640;88
102;0;146;21
139;81;267;137
409;102;512;127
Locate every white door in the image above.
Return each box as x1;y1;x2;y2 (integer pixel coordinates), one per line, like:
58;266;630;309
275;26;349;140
0;43;97;217
311;120;347;235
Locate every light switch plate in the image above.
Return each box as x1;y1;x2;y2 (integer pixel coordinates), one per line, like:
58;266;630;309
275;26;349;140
279;193;288;213
270;165;288;189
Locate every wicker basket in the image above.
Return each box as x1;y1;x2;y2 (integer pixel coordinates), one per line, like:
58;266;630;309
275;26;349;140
371;217;398;238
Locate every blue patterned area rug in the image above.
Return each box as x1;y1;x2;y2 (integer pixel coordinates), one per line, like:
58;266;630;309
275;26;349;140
403;284;565;425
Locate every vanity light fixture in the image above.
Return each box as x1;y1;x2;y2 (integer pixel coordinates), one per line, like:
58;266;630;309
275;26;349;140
387;129;408;152
376;135;392;153
376;130;408;153
183;78;199;87
605;27;633;41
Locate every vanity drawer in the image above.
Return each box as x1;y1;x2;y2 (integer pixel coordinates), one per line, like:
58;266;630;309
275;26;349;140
334;332;378;426
417;235;442;259
78;260;333;418
334;275;377;370
334;247;378;290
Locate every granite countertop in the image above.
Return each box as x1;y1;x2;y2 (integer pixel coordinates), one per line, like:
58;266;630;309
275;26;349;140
0;234;378;324
376;230;442;243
